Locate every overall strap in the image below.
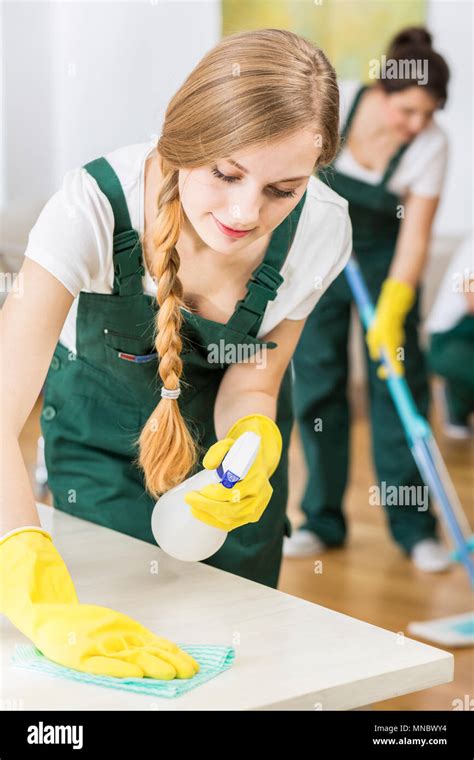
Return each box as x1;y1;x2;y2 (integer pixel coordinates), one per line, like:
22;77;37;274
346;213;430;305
226;189;307;337
83;157;144;296
334;84;410;194
380;140;411;188
341;84;412;190
317;84;368;187
341;84;368;142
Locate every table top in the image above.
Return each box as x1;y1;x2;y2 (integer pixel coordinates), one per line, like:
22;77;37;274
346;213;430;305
1;504;453;711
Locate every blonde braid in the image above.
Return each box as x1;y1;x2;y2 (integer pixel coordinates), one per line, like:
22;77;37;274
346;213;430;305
134;158;198;497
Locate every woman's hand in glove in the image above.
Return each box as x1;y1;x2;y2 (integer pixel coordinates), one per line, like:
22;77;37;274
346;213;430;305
366;277;415;379
184;414;282;532
0;528;200;679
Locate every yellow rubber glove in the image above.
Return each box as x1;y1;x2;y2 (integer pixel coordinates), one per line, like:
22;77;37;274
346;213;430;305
366;278;415;379
185;414;283;531
0;528;199;679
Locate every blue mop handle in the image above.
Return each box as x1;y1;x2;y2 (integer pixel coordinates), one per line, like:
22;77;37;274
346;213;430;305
344;257;429;444
345;256;474;585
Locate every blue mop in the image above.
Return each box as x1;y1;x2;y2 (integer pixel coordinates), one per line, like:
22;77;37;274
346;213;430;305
345;256;474;646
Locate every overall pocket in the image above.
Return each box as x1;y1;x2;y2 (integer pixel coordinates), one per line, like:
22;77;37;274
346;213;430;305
103;325;156;355
103;327;161;403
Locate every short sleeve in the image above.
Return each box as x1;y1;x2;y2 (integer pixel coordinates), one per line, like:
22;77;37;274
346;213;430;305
23;167;113;297
410;129;449;198
286;207;352;321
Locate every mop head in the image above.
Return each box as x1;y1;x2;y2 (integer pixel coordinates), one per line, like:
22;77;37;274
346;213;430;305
408;611;474;647
450;534;474;561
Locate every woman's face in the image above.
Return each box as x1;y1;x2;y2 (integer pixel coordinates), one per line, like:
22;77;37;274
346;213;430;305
178;128;321;257
381;85;440;141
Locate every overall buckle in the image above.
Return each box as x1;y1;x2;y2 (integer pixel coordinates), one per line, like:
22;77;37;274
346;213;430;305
252;262;284;292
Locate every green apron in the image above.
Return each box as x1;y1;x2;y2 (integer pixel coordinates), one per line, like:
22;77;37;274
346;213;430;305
292;84;439;554
40;155;307;589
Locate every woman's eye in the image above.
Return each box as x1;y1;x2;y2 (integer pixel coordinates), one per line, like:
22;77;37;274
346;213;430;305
270;187;296;199
211;166;296;199
211;166;237;183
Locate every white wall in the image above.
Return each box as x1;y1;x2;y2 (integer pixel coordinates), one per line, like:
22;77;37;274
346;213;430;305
427;0;473;236
1;0;221;255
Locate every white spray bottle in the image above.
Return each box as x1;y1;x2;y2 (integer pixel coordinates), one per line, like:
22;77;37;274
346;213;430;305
151;431;261;562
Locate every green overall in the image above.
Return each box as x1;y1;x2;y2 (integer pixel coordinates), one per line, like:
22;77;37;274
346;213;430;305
429;315;474;424
40;156;307;589
292;84;439;553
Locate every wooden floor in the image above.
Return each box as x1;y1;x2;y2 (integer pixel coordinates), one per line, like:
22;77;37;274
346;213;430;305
20;380;473;711
282;380;474;710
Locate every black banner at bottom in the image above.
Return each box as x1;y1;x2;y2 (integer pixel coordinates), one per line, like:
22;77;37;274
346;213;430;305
0;709;472;757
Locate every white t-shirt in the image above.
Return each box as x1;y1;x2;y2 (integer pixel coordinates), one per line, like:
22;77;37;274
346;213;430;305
335;80;449;198
425;235;474;334
24;137;353;354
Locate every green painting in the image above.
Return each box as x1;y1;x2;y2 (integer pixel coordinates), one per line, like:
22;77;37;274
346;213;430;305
222;0;426;81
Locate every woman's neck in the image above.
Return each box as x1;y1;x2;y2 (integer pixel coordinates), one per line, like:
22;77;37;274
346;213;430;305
356;85;400;142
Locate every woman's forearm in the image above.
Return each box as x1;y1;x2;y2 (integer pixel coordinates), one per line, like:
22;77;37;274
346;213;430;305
214;389;277;440
212;320;306;440
388;243;429;288
388;193;440;288
1;430;42;535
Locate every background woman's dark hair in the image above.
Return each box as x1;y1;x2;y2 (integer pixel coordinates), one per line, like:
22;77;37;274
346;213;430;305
379;26;450;107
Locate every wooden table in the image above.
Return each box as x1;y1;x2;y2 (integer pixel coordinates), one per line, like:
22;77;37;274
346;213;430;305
1;503;454;710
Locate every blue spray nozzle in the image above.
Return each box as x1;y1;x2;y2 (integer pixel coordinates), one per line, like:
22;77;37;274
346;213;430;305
215;432;261;489
216;465;240;489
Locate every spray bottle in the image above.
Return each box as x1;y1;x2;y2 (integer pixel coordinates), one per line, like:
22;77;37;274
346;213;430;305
151;431;261;561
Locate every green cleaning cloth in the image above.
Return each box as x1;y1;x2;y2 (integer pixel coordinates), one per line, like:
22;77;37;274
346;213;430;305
11;643;235;698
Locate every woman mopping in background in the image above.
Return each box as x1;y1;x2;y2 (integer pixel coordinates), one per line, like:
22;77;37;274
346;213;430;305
286;27;452;573
1;29;352;680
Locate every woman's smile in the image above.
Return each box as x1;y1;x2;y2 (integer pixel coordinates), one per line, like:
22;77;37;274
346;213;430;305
211;213;256;238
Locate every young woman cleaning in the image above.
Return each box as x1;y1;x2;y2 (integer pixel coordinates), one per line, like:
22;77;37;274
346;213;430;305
1;29;352;680
286;27;452;573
